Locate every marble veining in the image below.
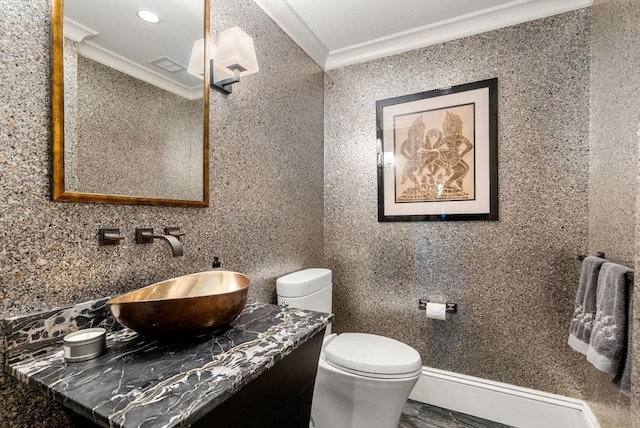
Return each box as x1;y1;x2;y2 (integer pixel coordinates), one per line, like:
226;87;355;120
399;400;513;428
5;301;331;428
4;297;119;363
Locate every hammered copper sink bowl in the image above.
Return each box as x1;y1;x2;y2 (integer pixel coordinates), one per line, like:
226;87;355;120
106;271;251;336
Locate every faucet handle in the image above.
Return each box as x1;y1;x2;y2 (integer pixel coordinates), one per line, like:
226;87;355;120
164;227;185;238
99;228;125;246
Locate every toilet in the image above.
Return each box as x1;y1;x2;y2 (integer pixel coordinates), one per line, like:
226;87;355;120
276;268;422;428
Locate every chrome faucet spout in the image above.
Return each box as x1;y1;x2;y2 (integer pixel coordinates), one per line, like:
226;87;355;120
135;229;184;257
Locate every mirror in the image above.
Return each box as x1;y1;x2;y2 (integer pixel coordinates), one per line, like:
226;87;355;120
51;0;210;207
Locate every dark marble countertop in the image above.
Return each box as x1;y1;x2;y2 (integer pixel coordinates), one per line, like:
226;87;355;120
4;301;331;428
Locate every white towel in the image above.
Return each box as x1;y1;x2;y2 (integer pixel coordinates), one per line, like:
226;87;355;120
586;262;632;376
568;256;605;354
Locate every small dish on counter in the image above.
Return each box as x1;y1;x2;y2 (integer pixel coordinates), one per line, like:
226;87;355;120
63;328;106;362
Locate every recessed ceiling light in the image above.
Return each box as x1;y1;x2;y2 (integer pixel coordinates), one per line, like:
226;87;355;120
137;9;160;24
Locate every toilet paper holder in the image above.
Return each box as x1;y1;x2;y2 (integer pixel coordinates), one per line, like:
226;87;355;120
418;299;457;313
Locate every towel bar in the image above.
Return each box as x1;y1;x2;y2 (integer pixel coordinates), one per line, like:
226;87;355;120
578;253;634;284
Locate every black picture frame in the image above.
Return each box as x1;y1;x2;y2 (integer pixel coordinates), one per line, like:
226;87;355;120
376;78;498;222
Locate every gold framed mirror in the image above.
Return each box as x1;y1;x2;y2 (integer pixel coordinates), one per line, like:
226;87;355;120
51;0;209;207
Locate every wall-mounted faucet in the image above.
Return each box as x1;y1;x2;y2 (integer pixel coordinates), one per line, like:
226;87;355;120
135;228;184;257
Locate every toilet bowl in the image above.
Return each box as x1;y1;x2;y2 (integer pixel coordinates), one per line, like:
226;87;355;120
276;269;422;428
311;332;421;428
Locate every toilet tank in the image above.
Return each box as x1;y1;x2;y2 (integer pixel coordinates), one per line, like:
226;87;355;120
276;268;332;314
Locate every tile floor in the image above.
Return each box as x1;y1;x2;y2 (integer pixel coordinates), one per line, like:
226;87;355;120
399;400;513;428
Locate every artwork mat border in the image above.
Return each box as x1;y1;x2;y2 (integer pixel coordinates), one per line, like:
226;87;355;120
376;78;498;222
383;100;478;207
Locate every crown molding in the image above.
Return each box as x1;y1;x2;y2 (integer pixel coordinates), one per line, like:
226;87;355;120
253;0;328;68
325;0;593;70
76;42;203;100
63;17;98;42
64;18;202;100
254;0;593;71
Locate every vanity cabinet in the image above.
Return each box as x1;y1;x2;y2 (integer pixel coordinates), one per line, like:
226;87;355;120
4;301;331;428
194;331;323;428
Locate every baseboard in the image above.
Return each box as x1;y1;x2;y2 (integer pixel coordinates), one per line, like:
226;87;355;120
409;367;600;428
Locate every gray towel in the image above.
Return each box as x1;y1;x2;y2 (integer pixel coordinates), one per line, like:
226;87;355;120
615;286;633;395
568;256;605;354
586;262;632;378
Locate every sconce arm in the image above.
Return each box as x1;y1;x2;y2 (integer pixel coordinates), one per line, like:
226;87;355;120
210;60;241;94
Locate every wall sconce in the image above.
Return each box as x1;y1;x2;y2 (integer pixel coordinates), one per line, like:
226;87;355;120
187;26;259;95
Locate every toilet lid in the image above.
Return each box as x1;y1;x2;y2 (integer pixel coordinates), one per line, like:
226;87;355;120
323;333;422;376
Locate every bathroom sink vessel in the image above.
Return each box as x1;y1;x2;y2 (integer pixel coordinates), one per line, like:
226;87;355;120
106;271;251;336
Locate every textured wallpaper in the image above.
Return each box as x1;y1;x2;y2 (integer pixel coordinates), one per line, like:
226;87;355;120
589;0;639;270
0;0;324;426
72;56;204;201
2;0;638;427
323;8;633;427
588;0;640;426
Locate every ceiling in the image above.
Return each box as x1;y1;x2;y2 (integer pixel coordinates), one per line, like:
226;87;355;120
64;0;205;100
253;0;593;70
62;0;593;96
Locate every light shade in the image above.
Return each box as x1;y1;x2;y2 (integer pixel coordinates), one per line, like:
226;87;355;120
187;39;234;81
215;26;259;76
187;38;206;78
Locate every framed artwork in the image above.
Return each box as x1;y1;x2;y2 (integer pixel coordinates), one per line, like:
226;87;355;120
376;78;498;222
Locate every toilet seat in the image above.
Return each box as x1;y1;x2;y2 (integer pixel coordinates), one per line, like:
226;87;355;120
323;333;422;379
